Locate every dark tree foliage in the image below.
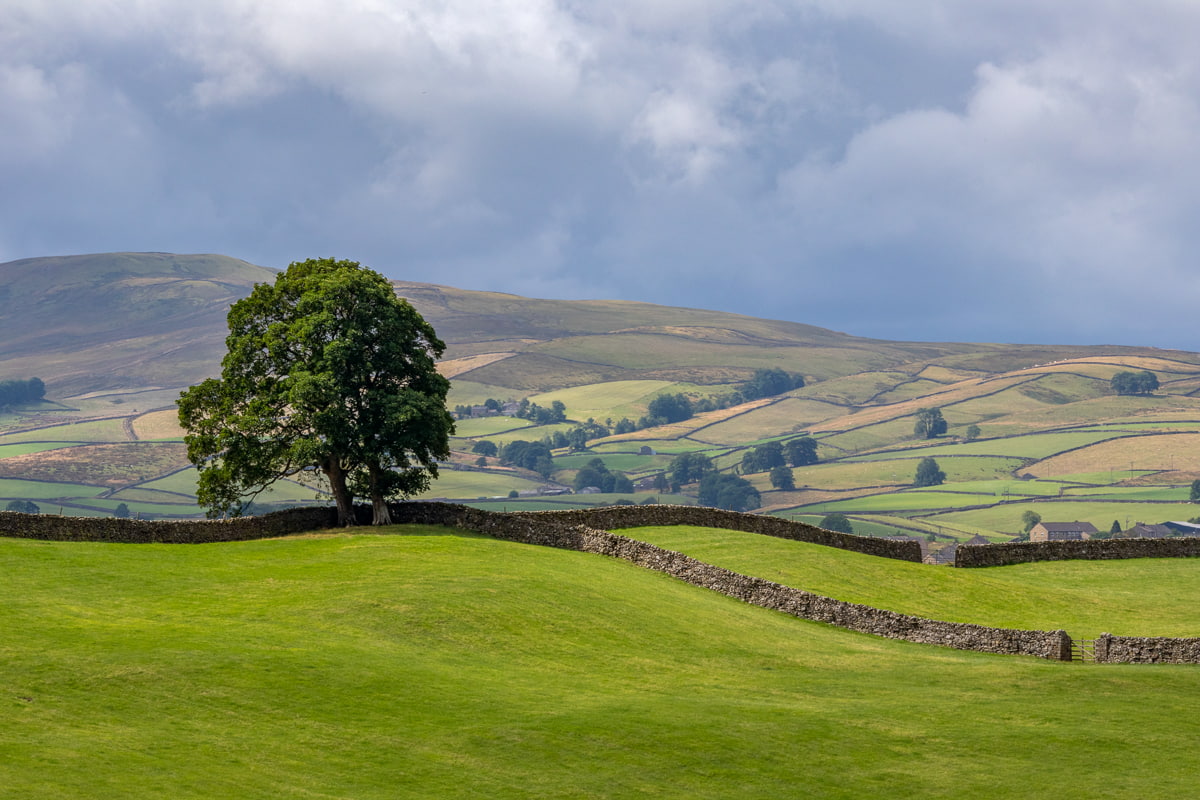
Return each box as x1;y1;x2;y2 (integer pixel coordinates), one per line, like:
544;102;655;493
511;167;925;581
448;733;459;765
1191;479;1200;503
5;499;39;514
653;473;670;492
785;436;819;467
1110;519;1122;534
471;440;498;458
613;418;637;434
1021;510;1042;533
914;457;946;487
769;465;795;490
698;472;761;512
647;393;693;424
1111;370;1159;396
0;378;46;408
178;258;454;526
741;441;786;474
566;420;610;450
913;408;948;439
501;440;555;477
820;512;853;534
739;368;805;401
517;400;568;425
669;452;715;485
114;503;131;519
572;458;631;493
964;424;981;441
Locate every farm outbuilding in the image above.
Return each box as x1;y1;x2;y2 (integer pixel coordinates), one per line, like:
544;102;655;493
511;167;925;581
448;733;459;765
1029;521;1098;542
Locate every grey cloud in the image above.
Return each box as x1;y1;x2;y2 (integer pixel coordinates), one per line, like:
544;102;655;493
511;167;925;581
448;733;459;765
4;1;1200;348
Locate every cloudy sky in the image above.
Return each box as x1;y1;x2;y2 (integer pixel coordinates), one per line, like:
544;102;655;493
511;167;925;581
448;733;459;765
5;1;1200;349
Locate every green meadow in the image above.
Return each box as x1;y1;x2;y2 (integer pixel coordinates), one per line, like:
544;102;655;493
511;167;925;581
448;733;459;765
4;527;1200;798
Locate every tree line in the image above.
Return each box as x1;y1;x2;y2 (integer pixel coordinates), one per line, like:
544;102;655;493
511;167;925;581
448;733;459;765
0;378;45;408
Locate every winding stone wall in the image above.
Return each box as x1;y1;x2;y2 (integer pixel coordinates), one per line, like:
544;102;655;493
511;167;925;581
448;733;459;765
388;503;1071;660
956;537;1200;568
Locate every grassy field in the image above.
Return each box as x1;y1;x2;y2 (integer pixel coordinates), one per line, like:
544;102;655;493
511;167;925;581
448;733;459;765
4;527;1200;798
620;525;1200;637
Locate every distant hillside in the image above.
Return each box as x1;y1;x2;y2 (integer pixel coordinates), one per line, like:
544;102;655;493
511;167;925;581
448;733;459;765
0;253;274;397
2;252;1177;402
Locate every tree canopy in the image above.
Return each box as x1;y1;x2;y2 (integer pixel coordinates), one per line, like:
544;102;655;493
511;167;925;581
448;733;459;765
698;473;761;512
739;368;804;401
668;452;714;485
819;512;853;534
1111;370;1159;396
647;393;693;424
0;378;45;408
785;436;819;467
913;408;947;439
913;457;946;487
178;258;454;526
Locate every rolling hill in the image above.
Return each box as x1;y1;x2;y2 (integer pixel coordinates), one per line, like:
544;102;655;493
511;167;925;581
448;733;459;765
5;251;1200;538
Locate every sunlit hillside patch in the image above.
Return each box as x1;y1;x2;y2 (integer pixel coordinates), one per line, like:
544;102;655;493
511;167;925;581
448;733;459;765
526;379;681;421
1026;432;1200;479
131;409;184;440
687;397;846;446
870;378;954;406
0;442;188;488
0;417;131;444
437;352;517;378
977;395;1200;436
451;416;534;437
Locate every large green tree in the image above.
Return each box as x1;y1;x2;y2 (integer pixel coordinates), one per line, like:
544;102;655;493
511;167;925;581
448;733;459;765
178;258;454;526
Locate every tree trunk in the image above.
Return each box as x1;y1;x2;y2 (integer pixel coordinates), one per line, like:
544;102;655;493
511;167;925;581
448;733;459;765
324;458;357;526
368;464;392;525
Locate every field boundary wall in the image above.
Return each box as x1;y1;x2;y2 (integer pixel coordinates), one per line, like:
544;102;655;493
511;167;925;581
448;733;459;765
1094;634;1200;664
956;537;1200;568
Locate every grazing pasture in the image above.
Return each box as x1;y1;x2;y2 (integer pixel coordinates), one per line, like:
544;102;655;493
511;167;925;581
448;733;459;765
3;528;1200;798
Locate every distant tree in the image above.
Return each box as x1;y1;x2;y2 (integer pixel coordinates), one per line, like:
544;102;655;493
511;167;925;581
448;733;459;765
1190;479;1200;503
5;500;39;514
1111;370;1159;396
740;368;805;401
647;393;693;424
820;512;853;534
471;440;498;458
475;456;487;467
114;502;131;519
653;473;670;492
698;473;761;512
914;457;946;487
484;398;502;412
964;424;981;441
1021;510;1042;533
613;418;637;435
0;378;46;408
669;452;715;485
501;440;555;477
914;408;948;439
507;489;519;499
1110;519;1122;535
785;436;819;467
611;473;634;494
769;465;796;491
741;441;785;474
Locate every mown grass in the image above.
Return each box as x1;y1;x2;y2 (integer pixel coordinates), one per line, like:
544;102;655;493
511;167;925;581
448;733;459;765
621;525;1200;638
5;528;1200;799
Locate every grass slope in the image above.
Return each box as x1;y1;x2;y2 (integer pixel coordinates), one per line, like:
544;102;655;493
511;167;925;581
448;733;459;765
5;528;1200;798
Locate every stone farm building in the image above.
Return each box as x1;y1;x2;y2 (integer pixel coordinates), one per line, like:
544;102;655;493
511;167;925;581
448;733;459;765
1029;521;1099;542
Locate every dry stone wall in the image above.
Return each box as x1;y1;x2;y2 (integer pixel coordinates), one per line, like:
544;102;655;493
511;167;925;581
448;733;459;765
387;503;1070;660
1094;634;1200;664
956;537;1200;568
0;507;340;543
